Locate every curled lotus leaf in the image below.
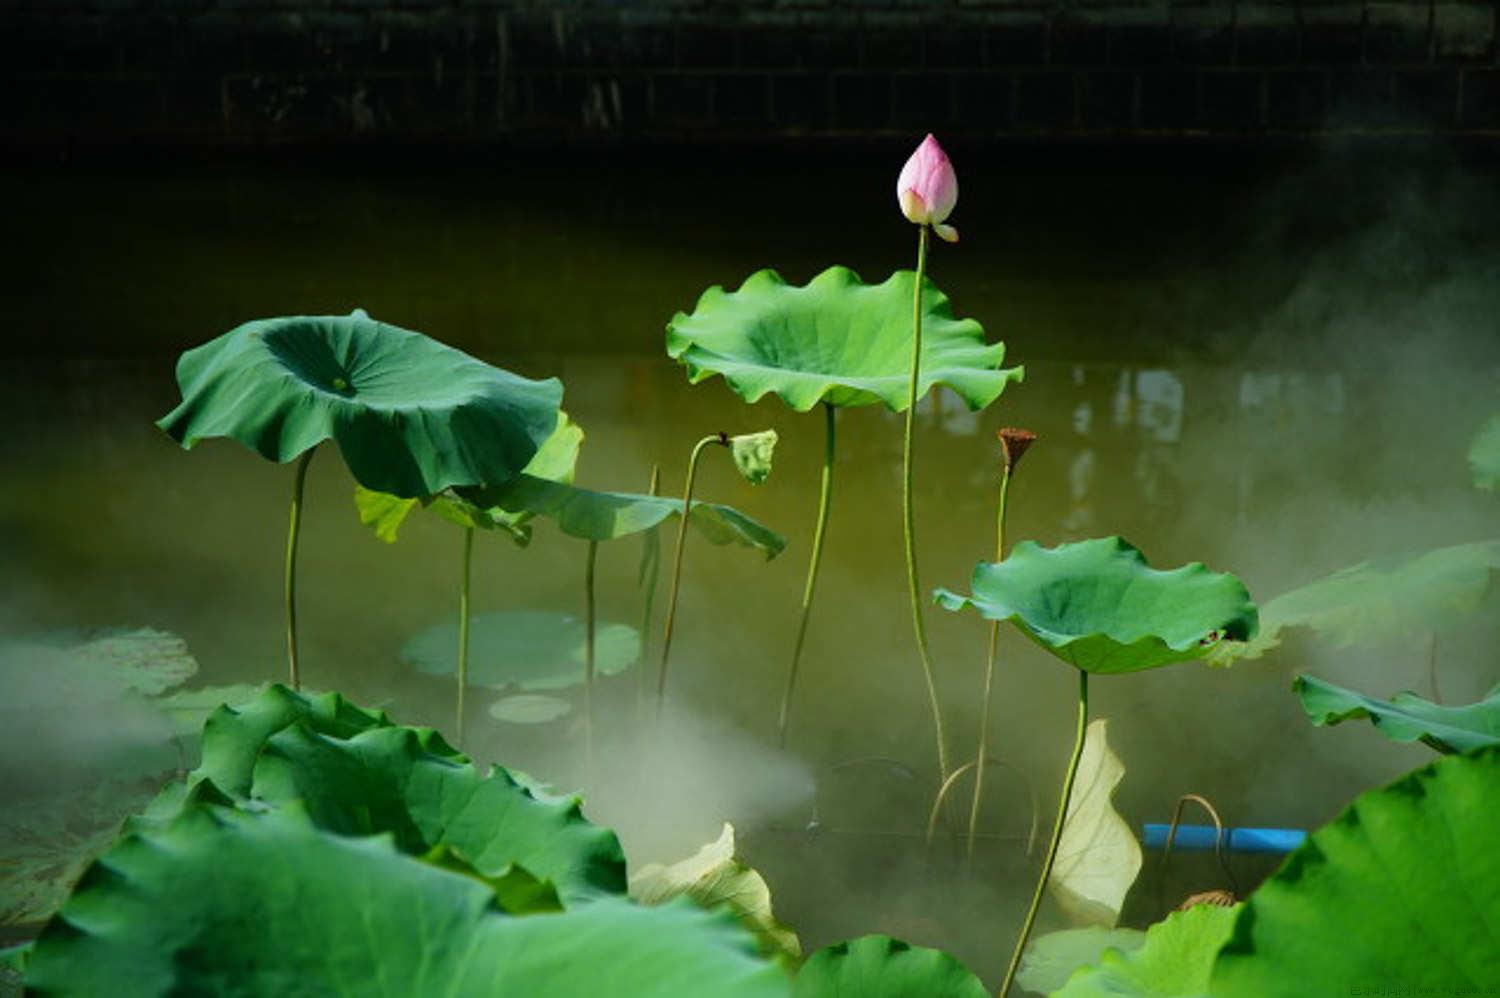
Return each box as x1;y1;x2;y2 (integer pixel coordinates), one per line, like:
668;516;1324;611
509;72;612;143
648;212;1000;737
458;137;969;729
666;267;1023;412
1293;674;1500;754
1053;902;1239;997
934;537;1258;674
157;309;563;499
792;935;988;998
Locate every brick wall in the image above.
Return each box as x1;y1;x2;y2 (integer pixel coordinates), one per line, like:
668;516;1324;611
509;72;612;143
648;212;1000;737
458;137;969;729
5;0;1500;145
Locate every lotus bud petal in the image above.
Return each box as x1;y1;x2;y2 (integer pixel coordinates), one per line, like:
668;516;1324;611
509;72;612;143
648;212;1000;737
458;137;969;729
933;222;959;244
896;134;958;228
729;430;778;486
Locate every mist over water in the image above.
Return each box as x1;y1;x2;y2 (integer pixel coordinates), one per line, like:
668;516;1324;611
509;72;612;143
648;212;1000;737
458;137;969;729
2;140;1497;985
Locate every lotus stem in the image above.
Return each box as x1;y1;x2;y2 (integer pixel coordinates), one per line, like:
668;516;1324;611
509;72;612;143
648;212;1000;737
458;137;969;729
657;433;726;716
584;538;599;783
902;224;950;784
1000;668;1089;998
778;401;837;747
638;464;662;710
283;447;316;691
968;464;1012;860
457;525;474;745
924;755;1039;857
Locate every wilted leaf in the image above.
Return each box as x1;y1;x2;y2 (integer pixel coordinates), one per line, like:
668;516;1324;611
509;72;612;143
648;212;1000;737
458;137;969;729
1050;719;1142;927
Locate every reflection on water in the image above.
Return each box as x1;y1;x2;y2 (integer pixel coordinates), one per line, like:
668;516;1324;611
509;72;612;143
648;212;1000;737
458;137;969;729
3;147;1499;983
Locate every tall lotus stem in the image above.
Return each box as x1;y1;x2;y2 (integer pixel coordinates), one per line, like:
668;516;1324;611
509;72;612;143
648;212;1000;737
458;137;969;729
967;428;1037;860
1000;668;1089;998
902;224;950;783
638;464;662;709
584;538;599;782
777;402;836;746
456;525;474;745
656;433;727;715
283;447;316;690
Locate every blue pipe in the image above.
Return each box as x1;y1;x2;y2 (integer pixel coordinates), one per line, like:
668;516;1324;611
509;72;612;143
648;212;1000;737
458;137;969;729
1142;823;1306;855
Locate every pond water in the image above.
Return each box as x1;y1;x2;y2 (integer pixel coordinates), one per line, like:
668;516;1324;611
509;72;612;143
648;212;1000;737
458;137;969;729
3;141;1498;984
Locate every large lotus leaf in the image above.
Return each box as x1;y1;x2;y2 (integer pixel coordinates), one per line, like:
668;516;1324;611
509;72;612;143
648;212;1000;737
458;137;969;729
1211;747;1500;995
157;310;564;498
630;823;800;961
23;806;788;998
1213;540;1500;662
1050;719;1142;927
666;267;1023;412
403;610;640;691
250;723;627;901
1295;674;1500;754
1053;902;1239;997
355;409;585;545
463;474;787;556
934;538;1258;674
1016;926;1146;996
1470;414;1500;491
792;936;988;998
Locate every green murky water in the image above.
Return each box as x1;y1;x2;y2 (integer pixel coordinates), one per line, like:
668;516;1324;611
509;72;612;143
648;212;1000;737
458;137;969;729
3;143;1499;982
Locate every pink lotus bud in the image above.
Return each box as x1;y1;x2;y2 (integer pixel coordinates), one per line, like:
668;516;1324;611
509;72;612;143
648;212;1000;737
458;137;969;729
896;134;959;243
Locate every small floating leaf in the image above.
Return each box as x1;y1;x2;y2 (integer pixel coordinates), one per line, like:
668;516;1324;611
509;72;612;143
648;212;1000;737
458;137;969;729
488;694;573;725
1293;674;1500;753
667;267;1022;412
402;611;640;691
935;538;1257;674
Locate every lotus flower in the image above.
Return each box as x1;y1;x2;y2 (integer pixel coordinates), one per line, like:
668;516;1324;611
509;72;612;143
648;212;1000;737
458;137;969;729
896;134;959;243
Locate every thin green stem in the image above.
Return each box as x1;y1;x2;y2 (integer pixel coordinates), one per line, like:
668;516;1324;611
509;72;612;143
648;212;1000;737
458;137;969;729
457;525;474;745
638;464;662;711
902;224;949;783
1000;669;1089;998
778;402;837;747
656;434;724;716
584;539;599;783
283;447;316;691
967;466;1012;860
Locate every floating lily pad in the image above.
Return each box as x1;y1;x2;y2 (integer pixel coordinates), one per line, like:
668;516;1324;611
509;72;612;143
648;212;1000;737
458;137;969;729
488;694;573;725
1293;674;1500;753
935;538;1258;674
1054;902;1240;997
24;806;786;998
1211;747;1500;996
158;309;563;498
1469;414;1500;491
793;935;988;998
1051;719;1141;927
666;267;1022;412
462;476;786;557
403;611;640;691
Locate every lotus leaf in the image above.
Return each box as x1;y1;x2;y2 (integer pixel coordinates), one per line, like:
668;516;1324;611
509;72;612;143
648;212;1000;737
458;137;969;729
1211;747;1500;995
153;683;267;738
792;935;988;998
934;538;1257;674
1470;413;1500;491
1295;673;1500;753
489;694;573;724
462;475;787;556
666;267;1022;412
24;806;788;997
403;611;641;691
157;310;563;498
630;823;800;961
1053;902;1239;997
1213;540;1500;662
1050;719;1141;927
1016;926;1146;995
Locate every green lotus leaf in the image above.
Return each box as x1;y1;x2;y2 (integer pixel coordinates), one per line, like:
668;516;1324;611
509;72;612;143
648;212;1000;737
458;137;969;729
154;683;267;738
355;410;585;545
666;267;1023;412
419;842;563;915
1211;747;1500;996
462;475;787;556
1469;414;1500;491
1293;674;1500;754
1016;926;1146;995
23;806;788;997
488;694;573;725
157;310;563;498
935;538;1258;674
1053;902;1239;997
630;823;800;961
1212;540;1500;663
403;611;640;691
792;935;988;998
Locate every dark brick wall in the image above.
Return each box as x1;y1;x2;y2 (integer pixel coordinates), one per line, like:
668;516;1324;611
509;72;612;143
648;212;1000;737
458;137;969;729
5;0;1500;145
